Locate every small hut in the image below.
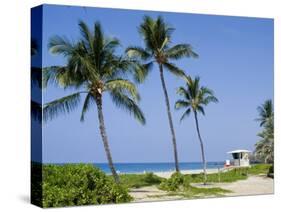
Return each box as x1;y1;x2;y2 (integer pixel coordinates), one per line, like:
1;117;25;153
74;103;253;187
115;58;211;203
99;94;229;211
227;149;251;167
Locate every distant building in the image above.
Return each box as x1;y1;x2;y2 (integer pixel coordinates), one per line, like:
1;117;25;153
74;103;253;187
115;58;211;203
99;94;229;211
227;149;251;167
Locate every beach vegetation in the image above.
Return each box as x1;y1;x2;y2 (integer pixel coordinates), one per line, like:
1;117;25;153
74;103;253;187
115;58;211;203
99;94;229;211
158;172;230;197
185;164;271;183
117;172;164;188
41;164;132;207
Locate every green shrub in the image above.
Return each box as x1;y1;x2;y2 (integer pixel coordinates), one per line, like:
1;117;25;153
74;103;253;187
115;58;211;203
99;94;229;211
143;172;162;184
118;172;163;188
159;172;184;191
268;165;274;174
42;164;132;207
159;172;229;197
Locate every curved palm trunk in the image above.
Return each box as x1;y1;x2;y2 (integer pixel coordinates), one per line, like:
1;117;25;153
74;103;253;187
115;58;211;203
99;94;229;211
159;64;180;172
193;111;207;184
96;96;120;183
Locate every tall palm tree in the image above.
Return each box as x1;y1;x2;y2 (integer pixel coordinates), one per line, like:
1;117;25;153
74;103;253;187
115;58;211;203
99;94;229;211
175;76;218;184
43;21;146;183
126;16;198;172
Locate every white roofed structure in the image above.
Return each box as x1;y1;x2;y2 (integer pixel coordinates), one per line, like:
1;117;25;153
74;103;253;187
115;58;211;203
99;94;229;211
227;149;251;167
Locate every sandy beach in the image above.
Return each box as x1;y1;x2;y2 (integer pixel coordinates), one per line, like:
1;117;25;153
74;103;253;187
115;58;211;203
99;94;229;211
153;168;220;178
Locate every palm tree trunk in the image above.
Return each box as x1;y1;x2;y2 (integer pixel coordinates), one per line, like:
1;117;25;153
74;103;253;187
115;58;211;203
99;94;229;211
159;64;180;172
96;96;120;183
194;111;207;184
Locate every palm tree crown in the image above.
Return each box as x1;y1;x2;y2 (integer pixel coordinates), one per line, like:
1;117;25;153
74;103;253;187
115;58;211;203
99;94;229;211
175;76;218;120
44;21;145;124
126;15;198;82
256;99;273;127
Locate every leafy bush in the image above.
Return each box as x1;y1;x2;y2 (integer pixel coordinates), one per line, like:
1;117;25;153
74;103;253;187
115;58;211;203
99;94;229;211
268;165;274;174
159;172;229;197
159;172;184;191
267;165;274;178
42;164;132;207
118;172;163;188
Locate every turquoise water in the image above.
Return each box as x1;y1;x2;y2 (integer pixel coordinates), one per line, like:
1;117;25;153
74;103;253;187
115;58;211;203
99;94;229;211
93;162;224;174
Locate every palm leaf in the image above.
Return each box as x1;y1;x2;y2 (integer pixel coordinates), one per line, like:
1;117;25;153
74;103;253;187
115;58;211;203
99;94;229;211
180;108;191;122
48;35;74;56
109;89;146;125
126;46;151;60
165;44;198;59
80;93;95;122
129;61;153;83
43;92;82;121
175;100;190;110
78;20;93;50
105;79;140;101
163;62;186;78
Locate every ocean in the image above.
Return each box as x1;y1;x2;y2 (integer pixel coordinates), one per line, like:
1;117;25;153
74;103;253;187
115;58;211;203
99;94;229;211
93;162;224;174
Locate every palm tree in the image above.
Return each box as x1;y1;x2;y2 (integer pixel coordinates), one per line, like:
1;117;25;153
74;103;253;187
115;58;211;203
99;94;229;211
256;100;273;127
255;100;274;163
175;76;218;184
126;16;198;172
43;21;146;183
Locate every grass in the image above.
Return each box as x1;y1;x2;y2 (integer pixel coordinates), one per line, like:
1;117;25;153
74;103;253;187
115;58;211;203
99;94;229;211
117;172;164;188
109;164;271;199
184;164;272;184
112;164;271;189
170;186;231;198
156;164;271;198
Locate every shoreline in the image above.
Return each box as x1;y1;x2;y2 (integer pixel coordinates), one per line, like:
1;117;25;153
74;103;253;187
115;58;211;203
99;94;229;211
153;168;220;178
116;168;221;178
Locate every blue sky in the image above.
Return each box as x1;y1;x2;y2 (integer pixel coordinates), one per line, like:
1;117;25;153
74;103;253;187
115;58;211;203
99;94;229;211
33;4;273;163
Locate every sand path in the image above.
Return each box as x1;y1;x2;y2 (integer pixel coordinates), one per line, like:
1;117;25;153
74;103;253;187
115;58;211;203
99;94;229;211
129;175;273;202
192;175;274;196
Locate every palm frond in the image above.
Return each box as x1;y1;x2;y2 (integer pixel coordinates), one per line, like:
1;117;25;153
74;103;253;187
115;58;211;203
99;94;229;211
163;62;186;78
78;20;93;50
31;100;42;121
129;61;153;83
43;66;85;89
105;79;140;101
202;96;219;105
175;100;190;110
31;39;38;56
176;86;190;100
48;35;74;56
31;67;42;88
180;108;191;122
165;44;198;60
256;99;273;127
197;105;205;115
80;93;95;122
43;92;82;121
103;38;120;52
109;89;146;125
139;16;156;51
126;46;151;60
